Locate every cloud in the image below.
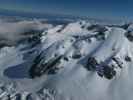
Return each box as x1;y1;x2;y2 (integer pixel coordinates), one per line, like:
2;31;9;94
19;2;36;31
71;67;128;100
0;19;53;47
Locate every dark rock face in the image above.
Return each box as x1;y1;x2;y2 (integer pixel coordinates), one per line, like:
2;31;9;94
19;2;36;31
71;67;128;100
120;23;130;30
0;42;13;48
102;65;116;79
95;32;106;40
87;25;107;33
72;52;82;59
81;25;85;29
18;30;42;46
112;57;123;68
125;31;133;42
85;57;117;80
125;56;132;62
29;53;62;78
85;57;98;71
72;54;81;59
63;57;69;61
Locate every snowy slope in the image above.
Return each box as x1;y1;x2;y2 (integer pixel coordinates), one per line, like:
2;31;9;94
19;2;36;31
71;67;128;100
0;20;133;100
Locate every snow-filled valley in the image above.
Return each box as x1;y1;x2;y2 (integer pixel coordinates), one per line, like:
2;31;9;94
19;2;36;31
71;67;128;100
0;18;133;100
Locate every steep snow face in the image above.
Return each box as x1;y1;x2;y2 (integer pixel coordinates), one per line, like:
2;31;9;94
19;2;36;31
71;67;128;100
38;21;133;100
0;20;133;100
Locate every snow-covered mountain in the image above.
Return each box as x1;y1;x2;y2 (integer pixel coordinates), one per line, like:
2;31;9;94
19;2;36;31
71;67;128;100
0;19;133;100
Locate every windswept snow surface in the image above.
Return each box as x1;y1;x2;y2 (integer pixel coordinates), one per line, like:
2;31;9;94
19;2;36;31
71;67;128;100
0;19;133;100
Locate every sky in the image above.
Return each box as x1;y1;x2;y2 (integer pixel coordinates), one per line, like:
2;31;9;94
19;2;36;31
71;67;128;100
0;0;132;20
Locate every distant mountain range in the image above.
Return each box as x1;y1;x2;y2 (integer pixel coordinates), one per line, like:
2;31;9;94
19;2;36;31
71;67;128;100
0;8;126;24
0;8;82;20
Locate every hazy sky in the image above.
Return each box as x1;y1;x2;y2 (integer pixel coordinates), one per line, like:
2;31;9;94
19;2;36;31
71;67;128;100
0;0;132;20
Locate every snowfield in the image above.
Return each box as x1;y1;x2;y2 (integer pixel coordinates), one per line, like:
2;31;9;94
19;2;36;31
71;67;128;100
0;19;133;100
